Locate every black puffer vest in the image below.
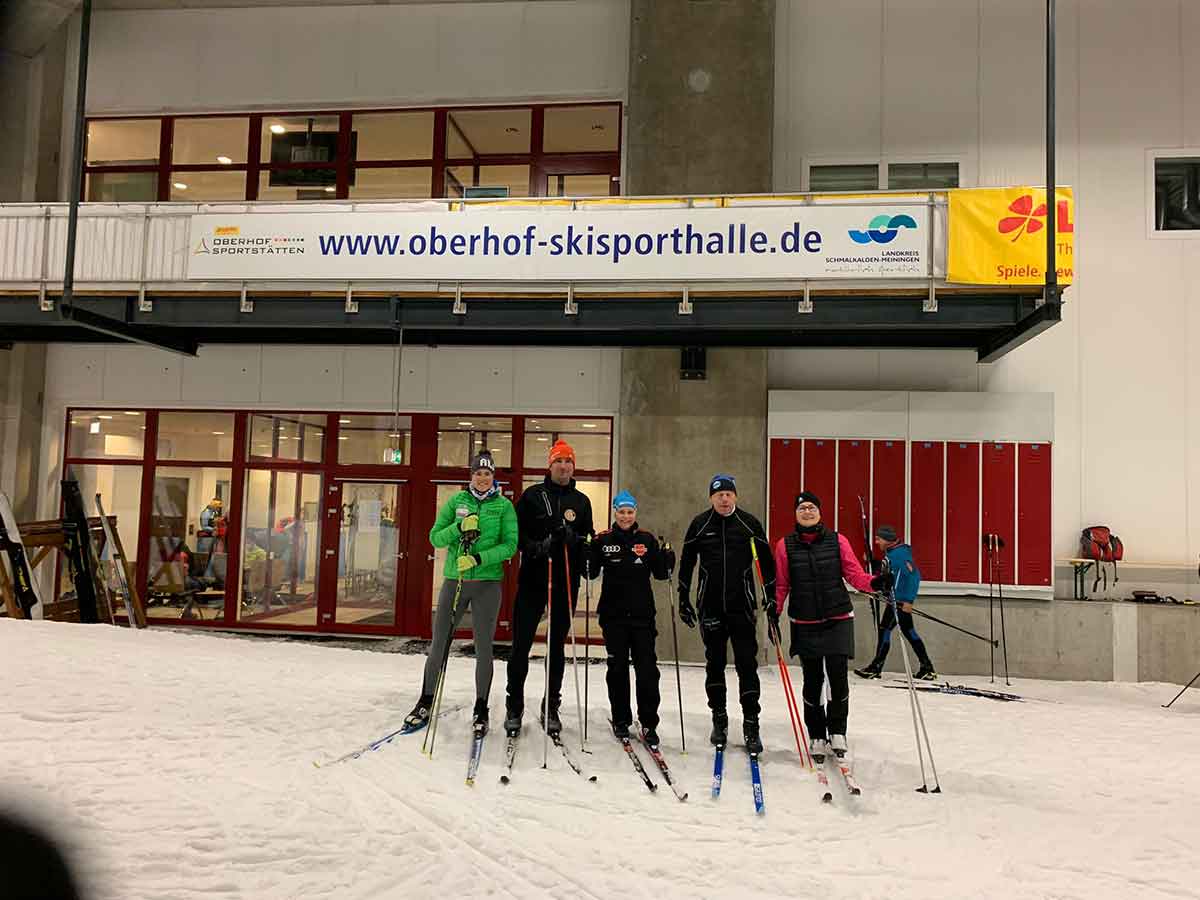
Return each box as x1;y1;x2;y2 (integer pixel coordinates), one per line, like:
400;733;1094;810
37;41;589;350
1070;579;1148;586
783;526;853;623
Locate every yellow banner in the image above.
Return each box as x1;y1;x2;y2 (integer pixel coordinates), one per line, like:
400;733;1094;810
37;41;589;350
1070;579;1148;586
947;187;1074;286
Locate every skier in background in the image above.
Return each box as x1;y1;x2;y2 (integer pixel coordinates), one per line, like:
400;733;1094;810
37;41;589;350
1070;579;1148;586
585;491;675;746
676;474;775;754
854;524;938;681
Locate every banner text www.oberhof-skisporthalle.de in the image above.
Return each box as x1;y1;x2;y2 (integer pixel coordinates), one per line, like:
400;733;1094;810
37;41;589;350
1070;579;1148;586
186;205;930;281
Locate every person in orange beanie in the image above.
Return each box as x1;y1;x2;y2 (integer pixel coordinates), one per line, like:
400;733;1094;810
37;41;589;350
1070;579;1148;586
504;437;595;738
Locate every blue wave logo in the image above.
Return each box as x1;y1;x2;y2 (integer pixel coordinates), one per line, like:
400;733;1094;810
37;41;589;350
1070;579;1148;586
848;214;918;244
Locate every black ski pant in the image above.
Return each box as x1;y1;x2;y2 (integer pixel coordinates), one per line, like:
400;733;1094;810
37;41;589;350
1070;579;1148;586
700;613;761;721
870;605;934;669
602;619;660;730
505;584;571;716
800;655;849;740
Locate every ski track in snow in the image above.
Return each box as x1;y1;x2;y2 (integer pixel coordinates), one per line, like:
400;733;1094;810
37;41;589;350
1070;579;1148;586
2;620;1198;900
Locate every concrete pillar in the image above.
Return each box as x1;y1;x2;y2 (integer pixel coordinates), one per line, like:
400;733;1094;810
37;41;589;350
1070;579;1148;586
620;2;776;663
1;344;48;522
625;0;775;196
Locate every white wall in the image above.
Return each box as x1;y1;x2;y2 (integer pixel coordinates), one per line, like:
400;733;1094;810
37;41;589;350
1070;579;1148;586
83;1;630;115
37;342;622;519
774;0;1200;566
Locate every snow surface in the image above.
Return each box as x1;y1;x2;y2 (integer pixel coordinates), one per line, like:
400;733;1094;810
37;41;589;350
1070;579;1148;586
3;620;1199;900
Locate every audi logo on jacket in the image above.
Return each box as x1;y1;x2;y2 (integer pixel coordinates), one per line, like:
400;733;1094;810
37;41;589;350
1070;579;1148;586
677;507;775;620
584;524;671;624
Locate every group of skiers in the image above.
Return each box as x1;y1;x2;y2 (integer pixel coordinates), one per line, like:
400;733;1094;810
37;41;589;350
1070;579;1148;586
403;439;937;761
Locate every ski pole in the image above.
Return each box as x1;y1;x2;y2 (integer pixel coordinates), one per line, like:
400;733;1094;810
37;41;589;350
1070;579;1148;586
858;496;880;632
996;542;1011;686
583;536;592;743
905;605;999;647
424;571;465;757
564;544;587;754
882;561;941;793
1162;667;1200;709
543;552;553;769
987;540;996;682
748;538;811;768
664;541;686;753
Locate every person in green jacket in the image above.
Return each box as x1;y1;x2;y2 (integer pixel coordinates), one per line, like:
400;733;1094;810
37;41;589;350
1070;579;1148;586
403;451;518;734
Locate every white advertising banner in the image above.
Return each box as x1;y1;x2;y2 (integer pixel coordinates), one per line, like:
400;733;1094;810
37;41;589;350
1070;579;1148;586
186;205;929;282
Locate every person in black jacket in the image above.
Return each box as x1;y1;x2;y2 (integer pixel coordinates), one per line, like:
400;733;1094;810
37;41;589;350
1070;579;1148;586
504;438;595;737
585;490;675;747
676;474;775;754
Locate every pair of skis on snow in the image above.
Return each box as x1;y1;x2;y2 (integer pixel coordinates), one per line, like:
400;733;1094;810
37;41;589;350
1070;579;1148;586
710;744;765;813
499;725;598;786
616;730;687;801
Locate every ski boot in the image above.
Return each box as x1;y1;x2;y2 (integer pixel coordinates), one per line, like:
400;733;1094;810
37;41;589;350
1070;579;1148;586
829;734;848;759
914;663;938;681
808;736;830;764
639;726;660;748
854;662;883;680
612;720;631;740
503;704;523;737
472;699;489;736
743;718;763;755
539;698;562;737
709;711;729;747
403;694;434;730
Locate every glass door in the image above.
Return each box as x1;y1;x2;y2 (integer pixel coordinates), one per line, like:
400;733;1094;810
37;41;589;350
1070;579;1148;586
329;481;408;630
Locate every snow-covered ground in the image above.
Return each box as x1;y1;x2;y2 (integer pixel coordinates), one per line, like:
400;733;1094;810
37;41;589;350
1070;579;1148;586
2;620;1198;900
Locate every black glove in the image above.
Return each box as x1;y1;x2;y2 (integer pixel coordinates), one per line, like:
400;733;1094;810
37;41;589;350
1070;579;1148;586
677;593;696;628
530;534;553;559
560;524;580;549
870;571;894;593
766;607;782;644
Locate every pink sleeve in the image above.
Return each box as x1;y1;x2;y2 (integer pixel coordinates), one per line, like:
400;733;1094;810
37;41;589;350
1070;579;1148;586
838;534;874;593
773;538;790;615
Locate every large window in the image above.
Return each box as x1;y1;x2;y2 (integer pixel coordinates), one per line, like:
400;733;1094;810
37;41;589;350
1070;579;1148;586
1152;153;1200;233
83;103;622;203
806;159;961;193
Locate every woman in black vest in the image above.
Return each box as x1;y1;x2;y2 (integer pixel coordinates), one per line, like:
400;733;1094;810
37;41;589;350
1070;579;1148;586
771;491;890;761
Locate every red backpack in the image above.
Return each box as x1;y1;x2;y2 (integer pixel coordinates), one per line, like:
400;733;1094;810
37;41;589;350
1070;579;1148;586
1080;525;1123;591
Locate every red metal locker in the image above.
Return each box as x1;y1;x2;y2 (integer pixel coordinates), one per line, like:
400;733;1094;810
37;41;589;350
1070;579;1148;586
872;439;906;548
982;442;1016;584
909;441;945;582
837;439;871;564
946;441;980;584
768;438;803;546
1017;442;1053;586
802;439;836;518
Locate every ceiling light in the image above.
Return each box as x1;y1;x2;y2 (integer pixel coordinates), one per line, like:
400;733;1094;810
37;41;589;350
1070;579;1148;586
173;182;188;190
338;436;348;441
97;414;114;420
536;436;548;442
123;411;139;416
324;186;335;193
270;124;286;134
89;422;101;434
458;421;473;426
216;156;232;165
339;418;351;424
211;431;225;436
387;433;401;438
581;423;597;428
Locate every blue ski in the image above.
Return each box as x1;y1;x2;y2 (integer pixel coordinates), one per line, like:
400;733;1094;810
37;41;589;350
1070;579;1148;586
465;724;486;786
749;752;765;815
315;704;467;767
711;745;725;799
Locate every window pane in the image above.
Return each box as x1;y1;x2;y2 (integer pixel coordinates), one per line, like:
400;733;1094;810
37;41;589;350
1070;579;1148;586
352;111;433;160
348;167;432;200
445;164;530;199
446;108;531;156
145;467;232;620
543;105;620;153
258;171;337;200
810;164;879;192
170;170;248;201
68;410;145;459
339;481;404;627
338;415;413;464
888;162;959;190
157;412;236;461
261;115;340;164
1155;157;1200;231
524;417;611;470
546;173;613;197
60;464;143;606
172;117;248;165
85;171;157;202
249;414;326;463
238;470;322;626
436;416;512;468
86;119;160;166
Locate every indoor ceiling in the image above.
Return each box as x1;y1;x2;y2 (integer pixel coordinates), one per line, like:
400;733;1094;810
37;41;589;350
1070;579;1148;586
2;0;535;57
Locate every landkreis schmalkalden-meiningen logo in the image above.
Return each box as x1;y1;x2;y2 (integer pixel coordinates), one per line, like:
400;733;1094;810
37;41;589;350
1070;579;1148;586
848;214;919;245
